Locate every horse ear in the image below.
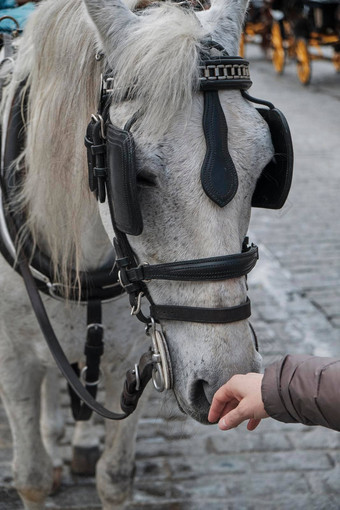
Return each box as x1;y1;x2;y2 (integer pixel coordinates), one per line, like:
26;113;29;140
83;0;139;48
196;0;248;55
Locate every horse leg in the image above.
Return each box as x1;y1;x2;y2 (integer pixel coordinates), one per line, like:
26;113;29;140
0;348;53;510
96;371;151;510
40;368;65;492
71;417;102;476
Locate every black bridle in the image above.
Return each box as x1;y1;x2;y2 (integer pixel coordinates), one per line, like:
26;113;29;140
1;44;270;422
83;45;261;399
87;45;258;326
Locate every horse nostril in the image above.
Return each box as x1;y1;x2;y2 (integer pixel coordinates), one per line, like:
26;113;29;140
190;379;212;405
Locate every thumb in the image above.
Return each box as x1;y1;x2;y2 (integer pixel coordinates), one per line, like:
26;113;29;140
218;402;249;431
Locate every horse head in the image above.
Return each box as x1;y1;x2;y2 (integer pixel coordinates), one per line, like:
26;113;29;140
84;0;274;423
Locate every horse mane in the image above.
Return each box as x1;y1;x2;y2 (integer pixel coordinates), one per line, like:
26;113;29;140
7;0;207;291
107;2;206;137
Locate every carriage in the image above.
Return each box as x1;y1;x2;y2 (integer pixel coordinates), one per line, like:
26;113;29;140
294;0;340;84
270;0;340;84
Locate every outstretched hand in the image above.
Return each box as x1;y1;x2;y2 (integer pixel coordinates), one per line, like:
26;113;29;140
208;373;269;431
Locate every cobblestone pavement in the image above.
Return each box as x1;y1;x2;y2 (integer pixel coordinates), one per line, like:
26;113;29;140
1;47;339;509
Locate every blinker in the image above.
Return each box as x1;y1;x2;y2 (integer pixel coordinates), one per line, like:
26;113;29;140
85;53;293;236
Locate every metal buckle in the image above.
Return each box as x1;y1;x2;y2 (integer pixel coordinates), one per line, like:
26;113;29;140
80;366;103;387
87;322;105;332
101;74;114;94
91;113;106;140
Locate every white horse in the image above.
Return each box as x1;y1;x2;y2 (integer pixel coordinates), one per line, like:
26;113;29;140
0;0;273;508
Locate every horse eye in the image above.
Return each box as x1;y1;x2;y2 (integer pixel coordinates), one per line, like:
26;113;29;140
136;170;158;188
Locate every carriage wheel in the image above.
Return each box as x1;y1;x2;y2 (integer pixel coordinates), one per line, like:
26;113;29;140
271;21;285;74
296;38;311;85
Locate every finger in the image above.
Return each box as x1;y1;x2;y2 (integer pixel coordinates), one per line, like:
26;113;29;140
219;399;239;420
208;384;238;423
211;399;238;425
247;418;261;431
218;403;249;430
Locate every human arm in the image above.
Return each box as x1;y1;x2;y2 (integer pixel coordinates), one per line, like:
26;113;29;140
209;355;340;431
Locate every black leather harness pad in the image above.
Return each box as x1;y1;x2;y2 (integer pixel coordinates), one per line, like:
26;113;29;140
252;107;293;209
106;123;143;236
201;90;238;207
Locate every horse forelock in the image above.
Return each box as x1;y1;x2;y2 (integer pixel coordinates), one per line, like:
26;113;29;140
107;2;207;137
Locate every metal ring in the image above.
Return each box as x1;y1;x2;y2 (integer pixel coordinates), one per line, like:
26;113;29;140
95;51;104;61
80;366;103;387
0;15;20;31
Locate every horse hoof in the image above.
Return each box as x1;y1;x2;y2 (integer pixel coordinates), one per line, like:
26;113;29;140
71;446;101;476
51;466;63;494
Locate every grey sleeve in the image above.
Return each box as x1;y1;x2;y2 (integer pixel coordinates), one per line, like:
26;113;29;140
261;354;340;431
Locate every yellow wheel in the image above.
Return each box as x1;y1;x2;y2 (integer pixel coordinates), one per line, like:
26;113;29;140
296;38;311;85
239;32;245;58
271;21;285;74
333;52;340;72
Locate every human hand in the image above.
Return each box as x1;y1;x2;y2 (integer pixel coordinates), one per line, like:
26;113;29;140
208;373;269;431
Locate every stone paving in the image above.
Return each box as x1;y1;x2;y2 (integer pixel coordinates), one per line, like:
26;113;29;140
1;46;340;510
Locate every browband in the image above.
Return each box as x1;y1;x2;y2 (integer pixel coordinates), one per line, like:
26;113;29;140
199;57;252;91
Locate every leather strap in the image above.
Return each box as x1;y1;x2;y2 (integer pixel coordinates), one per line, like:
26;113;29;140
200;90;238;207
125;244;258;282
17;251;130;420
68;300;104;421
120;351;153;415
7;231;152;420
150;297;251;323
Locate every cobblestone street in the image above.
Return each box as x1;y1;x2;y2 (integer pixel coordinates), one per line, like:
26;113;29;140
0;46;339;509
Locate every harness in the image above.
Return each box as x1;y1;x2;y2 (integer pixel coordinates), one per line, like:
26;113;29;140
0;40;293;421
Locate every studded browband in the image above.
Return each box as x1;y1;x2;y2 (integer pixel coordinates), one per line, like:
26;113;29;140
199;57;252;90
